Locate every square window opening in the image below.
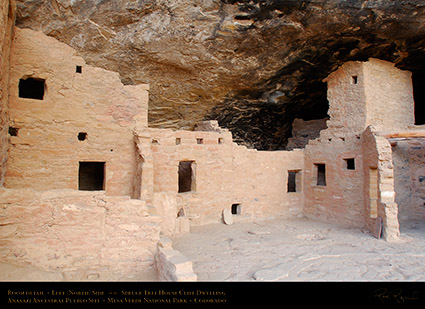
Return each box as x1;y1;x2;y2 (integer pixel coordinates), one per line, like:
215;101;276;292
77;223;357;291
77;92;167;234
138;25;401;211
178;161;196;193
79;162;105;191
196;138;203;144
315;163;326;186
218;138;224;144
344;158;355;170
351;75;358;84
19;77;45;100
76;65;82;73
176;138;181;145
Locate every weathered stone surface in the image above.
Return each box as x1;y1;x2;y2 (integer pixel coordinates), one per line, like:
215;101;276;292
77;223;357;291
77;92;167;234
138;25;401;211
222;208;233;225
0;188;161;281
14;0;425;150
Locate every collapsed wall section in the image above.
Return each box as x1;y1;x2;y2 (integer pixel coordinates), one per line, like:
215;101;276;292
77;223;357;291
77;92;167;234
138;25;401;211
6;28;149;196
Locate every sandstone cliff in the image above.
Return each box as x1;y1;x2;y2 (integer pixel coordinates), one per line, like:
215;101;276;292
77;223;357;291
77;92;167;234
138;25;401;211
15;0;425;149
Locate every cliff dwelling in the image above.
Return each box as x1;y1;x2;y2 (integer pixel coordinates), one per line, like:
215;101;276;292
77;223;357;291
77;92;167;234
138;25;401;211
1;0;425;283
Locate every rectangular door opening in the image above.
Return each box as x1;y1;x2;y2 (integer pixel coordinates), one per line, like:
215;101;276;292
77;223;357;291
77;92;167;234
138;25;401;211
178;161;196;193
79;162;105;191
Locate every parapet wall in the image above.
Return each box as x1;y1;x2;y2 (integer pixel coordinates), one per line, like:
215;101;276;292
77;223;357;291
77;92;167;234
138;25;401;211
0;188;161;280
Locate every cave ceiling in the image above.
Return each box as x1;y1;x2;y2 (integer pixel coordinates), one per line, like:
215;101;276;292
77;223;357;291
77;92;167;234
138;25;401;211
15;0;425;150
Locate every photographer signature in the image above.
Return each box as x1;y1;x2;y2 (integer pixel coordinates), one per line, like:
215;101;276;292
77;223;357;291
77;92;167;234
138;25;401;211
370;288;420;304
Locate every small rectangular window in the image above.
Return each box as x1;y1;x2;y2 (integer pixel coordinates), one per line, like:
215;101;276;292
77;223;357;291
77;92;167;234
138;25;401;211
231;204;241;215
218;138;224;144
196;138;203;144
351;75;358;84
315;164;326;186
344;158;355;170
76;65;82;73
176;138;181;145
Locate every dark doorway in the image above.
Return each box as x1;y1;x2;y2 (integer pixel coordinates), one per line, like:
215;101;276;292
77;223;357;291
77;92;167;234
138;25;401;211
79;162;105;191
287;171;297;192
412;72;425;125
19;77;45;100
315;163;326;186
178;161;195;193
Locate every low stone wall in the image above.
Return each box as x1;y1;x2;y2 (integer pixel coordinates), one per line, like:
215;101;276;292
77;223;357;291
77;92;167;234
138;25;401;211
0;188;161;280
155;237;197;282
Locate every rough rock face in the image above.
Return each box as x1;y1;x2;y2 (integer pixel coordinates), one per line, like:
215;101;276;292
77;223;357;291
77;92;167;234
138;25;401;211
15;0;425;149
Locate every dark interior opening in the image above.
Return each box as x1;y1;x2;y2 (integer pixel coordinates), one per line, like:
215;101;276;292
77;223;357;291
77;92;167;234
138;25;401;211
412;72;425;125
76;65;82;73
78;162;105;191
8;127;19;137
287;171;297;192
78;132;87;141
19;77;45;100
316;163;326;186
178;161;194;193
231;203;241;215
345;158;355;170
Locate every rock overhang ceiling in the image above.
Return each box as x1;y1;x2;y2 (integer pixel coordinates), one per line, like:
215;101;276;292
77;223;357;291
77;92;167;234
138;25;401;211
15;0;425;150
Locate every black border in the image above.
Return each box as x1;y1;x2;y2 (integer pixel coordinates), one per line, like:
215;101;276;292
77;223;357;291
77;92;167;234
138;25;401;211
2;281;424;306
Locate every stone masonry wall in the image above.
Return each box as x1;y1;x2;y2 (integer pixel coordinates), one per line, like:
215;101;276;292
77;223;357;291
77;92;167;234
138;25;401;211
0;0;15;186
0;188;160;280
303;135;364;227
134;125;304;227
6;28;149;196
363;59;414;131
362;126;399;241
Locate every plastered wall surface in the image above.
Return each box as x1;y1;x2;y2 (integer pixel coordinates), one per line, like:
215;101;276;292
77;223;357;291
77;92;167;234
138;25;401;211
6;28;149;196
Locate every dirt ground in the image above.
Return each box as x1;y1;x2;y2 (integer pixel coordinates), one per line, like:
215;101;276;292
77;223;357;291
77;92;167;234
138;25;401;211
171;217;425;281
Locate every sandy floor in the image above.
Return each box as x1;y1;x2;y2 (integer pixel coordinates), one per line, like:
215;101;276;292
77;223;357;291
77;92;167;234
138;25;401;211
171;217;425;281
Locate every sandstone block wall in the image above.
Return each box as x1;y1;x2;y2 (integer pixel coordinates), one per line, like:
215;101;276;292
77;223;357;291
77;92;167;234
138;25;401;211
362;126;399;240
134;126;304;226
0;0;15;186
155;237;197;282
0;188;161;280
6;28;149;196
363;59;414;131
303;135;364;227
324;58;415;137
